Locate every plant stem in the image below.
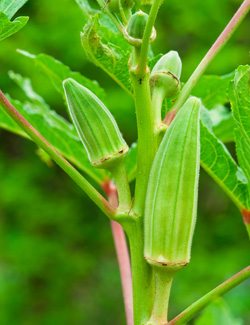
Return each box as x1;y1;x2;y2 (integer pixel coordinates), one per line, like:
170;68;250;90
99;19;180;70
151;89;164;129
0;90;115;218
110;159;132;212
241;209;250;238
138;0;163;74
123;219;154;325
111;221;134;325
168;266;250;324
166;0;250;116
131;70;157;215
146;268;174;324
102;180;134;325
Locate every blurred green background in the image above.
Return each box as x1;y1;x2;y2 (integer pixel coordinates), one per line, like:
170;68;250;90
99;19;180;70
0;0;249;324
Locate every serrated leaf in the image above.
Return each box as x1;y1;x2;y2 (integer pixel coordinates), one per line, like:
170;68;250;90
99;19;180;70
192;73;234;109
230;65;250;207
0;12;28;42
18;50;105;100
0;73;107;184
0;0;28;19
81;14;132;94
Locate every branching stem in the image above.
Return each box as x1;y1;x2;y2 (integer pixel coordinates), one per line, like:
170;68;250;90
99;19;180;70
109;159;132;212
168;266;250;324
0;90;115;218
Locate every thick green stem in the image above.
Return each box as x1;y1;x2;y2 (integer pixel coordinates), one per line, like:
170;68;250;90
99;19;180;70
146;268;174;324
123;219;154;325
131;70;157;215
110;159;132;212
0;90;115;218
169;266;250;324
168;0;250;115
138;0;163;74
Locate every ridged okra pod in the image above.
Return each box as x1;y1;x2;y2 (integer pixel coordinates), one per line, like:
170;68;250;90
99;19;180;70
63;78;128;169
144;97;201;270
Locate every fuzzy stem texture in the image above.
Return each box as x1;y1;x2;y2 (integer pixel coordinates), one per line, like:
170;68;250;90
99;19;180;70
146;268;174;325
131;70;157;216
123;219;154;325
109;159;132;212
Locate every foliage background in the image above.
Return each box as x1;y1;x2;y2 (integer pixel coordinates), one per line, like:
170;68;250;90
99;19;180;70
0;0;249;324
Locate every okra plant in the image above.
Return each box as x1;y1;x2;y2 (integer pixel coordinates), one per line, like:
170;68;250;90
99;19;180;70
0;0;250;324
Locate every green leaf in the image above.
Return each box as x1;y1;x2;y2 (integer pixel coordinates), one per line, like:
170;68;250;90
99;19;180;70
206;105;234;143
0;0;28;19
200;120;248;210
81;14;132;94
0;12;28;42
0;72;107;185
192;72;234;109
195;298;243;325
17;50;105;100
230;65;250;207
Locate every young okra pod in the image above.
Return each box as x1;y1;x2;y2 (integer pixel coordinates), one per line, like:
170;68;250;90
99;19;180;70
150;50;182;100
63;78;128;169
144;97;201;270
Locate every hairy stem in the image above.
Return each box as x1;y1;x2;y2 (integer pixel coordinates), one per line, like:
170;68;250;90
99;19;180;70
165;0;250;118
110;159;132;212
169;266;250;324
138;0;163;74
123;219;154;325
146;268;174;325
131;70;157;215
0;90;115;218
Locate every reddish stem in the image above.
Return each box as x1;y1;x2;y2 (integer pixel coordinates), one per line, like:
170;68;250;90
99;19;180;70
242;209;250;225
102;180;134;325
165;0;250;116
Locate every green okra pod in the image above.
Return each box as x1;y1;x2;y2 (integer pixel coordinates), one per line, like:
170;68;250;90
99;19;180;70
150;50;182;100
126;10;156;47
144;96;201;270
63;78;128;169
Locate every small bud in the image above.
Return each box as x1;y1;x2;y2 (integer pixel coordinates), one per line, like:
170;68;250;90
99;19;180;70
144;97;201;270
126;10;148;40
63;78;128;169
150;51;182;99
